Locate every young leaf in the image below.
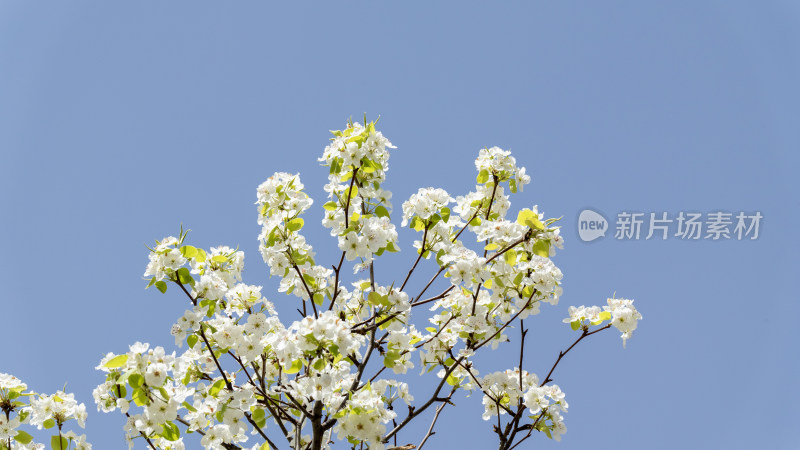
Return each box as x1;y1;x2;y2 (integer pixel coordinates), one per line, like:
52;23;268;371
13;430;33;445
50;435;69;450
531;240;550;258
128;373;144;389
104;354;128;369
155;281;168;293
441;207;451;222
284;359;304;375
287;218;304;232
517;208;545;230
375;205;390;218
177;267;194;286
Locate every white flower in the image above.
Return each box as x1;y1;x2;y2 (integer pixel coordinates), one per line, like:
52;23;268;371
145;363;168;387
605;297;642;347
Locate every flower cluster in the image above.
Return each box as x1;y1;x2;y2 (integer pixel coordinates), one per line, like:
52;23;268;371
475;146;531;190
564;297;643;347
319;119;400;270
143;236;187;282
401;188;454;227
0;373;90;450
340;216;398;263
257;173;335;303
477;368;568;439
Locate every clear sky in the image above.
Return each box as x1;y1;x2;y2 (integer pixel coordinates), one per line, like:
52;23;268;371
1;1;797;449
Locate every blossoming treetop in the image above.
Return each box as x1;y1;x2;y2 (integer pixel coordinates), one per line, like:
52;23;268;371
0;117;644;450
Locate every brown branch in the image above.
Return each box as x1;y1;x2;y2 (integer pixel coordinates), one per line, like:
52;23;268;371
485;235;529;265
412;267;445;303
291;260;318;318
503;324;613;450
416;387;457;450
383;355;466;442
472;293;537;351
328;251;347;311
343;168;359;228
540;324;611;386
453;208;480;243
400;226;428;292
411;286;455;308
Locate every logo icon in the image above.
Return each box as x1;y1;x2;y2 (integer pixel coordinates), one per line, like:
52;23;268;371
578;209;608;242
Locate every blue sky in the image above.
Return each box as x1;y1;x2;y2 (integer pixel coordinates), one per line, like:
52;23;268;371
1;2;797;449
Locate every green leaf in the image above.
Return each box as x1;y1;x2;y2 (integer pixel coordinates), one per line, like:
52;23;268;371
209;379;226;397
368;292;390;308
104;354;128;369
287;217;304;232
446;374;460;387
509;178;518;193
284;359;303;375
161;421;180;441
599;311;612;321
313;293;324;306
503;249;517;265
13;430;33;445
323;201;338;211
50;435;69;450
182;401;197;412
187;334;198;349
329;157;342;175
155;280;168;293
531;240;550;258
441;207;450;222
570;320;581;331
313;358;326;371
348;184;359;200
375;205;390;218
383;350;401;368
251;408;265;422
485;242;500;251
477;169;490;184
128;373;144;389
410;216;426;232
132;388;148;406
43;418;55;429
259;442;271;450
180;245;197;259
253;408;267;428
469;217;482;226
212;255;228;263
177;267;194;286
360;159;377;173
517;208;545;230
